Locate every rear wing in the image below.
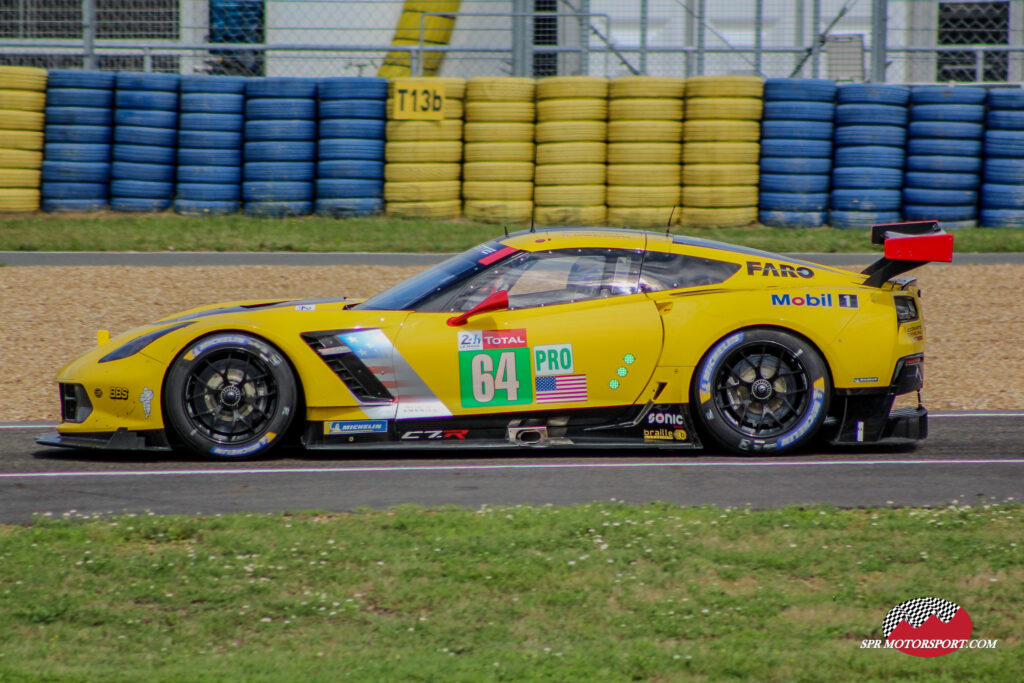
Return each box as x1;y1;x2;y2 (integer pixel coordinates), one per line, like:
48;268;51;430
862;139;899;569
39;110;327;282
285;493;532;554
860;220;954;288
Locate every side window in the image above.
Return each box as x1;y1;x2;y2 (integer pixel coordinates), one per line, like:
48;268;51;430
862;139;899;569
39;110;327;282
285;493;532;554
640;252;741;292
422;248;643;312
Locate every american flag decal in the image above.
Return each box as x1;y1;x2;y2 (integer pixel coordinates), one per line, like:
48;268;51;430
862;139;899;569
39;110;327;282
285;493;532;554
535;374;587;403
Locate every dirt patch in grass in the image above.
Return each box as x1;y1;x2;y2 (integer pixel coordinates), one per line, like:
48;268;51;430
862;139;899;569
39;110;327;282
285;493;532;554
0;262;1019;421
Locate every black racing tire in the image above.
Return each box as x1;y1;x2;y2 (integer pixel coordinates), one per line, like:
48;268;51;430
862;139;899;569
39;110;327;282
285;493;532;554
164;333;297;459
692;328;830;455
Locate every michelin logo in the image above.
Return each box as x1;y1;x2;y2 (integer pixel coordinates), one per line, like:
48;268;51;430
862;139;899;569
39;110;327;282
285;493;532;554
325;420;388;435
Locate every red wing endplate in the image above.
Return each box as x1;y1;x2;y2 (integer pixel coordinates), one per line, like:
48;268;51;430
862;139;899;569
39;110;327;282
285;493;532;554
861;220;954;287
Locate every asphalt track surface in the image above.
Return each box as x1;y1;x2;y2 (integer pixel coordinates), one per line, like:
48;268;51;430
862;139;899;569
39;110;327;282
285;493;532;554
3;253;1021;523
1;413;1022;523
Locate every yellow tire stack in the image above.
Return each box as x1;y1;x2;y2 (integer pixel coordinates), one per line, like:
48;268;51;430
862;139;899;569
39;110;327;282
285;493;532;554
385;77;464;219
606;76;685;228
681;76;763;228
378;1;462;78
462;77;535;224
533;76;608;226
0;66;47;213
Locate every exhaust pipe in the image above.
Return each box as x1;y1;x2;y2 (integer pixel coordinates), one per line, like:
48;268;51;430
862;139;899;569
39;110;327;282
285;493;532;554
508;426;549;447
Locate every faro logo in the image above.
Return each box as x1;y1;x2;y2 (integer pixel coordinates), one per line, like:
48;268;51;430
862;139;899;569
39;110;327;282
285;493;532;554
648;412;684;426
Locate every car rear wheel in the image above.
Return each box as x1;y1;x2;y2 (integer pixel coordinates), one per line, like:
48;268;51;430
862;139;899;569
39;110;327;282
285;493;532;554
164;333;297;459
693;328;830;454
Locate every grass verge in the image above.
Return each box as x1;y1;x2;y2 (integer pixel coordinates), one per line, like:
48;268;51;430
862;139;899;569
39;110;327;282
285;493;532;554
0;503;1019;681
3;212;1024;253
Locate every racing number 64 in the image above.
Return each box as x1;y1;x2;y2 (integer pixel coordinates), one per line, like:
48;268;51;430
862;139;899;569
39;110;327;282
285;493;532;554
471;351;519;402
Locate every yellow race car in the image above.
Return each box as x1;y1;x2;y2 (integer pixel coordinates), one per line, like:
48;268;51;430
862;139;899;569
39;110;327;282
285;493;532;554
40;221;952;458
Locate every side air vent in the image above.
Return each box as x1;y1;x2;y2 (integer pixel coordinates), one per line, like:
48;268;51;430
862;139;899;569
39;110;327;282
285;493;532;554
302;332;394;404
59;383;93;423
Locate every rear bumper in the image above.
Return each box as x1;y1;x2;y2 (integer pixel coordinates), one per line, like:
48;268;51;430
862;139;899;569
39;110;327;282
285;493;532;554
37;429;172;452
829;354;927;445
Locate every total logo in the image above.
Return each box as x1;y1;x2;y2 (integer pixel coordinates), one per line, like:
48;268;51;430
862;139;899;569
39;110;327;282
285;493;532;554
647;411;685;426
771;293;858;308
483;329;527;349
457;329;528;352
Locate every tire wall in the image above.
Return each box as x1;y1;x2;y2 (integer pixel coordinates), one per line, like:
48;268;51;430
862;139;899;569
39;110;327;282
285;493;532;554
12;72;1022;229
758;78;836;228
175;74;245;216
981;88;1024;227
111;71;180;213
385;77;464;219
533;76;607;227
607;76;684;228
681;76;763;228
460;76;534;224
35;68;109;213
829;83;910;229
317;76;387;218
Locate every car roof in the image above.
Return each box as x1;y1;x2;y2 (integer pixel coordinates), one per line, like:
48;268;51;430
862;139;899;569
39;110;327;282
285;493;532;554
498;227;855;278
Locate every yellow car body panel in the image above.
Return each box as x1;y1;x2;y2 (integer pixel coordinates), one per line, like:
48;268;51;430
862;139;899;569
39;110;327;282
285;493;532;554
44;225;946;457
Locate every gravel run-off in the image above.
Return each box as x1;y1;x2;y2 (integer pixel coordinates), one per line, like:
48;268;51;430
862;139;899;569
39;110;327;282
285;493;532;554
1;263;1019;422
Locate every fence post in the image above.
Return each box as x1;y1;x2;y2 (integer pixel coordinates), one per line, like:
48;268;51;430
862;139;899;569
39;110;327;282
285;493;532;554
811;0;821;77
511;0;529;77
870;0;888;82
82;0;97;70
754;0;763;74
640;0;648;75
794;0;805;76
578;0;590;75
696;0;706;75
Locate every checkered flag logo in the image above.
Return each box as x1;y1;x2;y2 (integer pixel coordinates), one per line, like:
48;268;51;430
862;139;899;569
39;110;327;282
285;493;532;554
882;597;960;638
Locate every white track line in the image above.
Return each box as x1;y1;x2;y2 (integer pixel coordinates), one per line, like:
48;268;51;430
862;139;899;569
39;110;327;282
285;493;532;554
2;459;1024;480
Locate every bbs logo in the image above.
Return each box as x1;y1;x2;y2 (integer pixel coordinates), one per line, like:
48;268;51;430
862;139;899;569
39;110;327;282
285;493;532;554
648;411;685;426
109;386;129;401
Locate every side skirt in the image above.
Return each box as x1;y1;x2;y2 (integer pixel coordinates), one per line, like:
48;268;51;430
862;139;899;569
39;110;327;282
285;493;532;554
302;404;703;451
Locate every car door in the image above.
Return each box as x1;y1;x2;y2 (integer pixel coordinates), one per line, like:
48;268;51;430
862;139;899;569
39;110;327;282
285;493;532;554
392;244;665;418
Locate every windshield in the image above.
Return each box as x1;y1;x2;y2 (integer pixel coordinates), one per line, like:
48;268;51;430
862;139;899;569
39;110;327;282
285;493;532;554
355;240;511;311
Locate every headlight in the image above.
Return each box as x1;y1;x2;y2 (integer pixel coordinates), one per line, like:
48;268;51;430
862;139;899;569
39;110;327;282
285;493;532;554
99;322;193;363
894;295;919;324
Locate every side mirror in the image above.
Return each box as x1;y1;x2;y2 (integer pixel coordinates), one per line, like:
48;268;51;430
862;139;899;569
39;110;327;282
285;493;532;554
446;290;509;327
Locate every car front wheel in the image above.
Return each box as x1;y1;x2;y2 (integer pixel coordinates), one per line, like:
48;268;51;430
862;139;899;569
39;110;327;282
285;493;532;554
692;328;830;454
164;333;297;459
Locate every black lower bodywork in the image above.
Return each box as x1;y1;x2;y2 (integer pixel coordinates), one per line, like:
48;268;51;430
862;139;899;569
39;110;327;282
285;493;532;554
828;354;927;445
37;356;927;454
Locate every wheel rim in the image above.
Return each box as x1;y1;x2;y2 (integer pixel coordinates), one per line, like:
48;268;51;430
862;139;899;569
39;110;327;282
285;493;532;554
182;348;278;445
712;341;812;439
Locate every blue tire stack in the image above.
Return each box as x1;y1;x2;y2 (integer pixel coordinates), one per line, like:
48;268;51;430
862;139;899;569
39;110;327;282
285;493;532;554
110;72;180;212
981;88;1024;228
829;84;910;229
904;86;985;228
41;70;116;212
243;77;317;217
316;76;387;217
758;78;837;228
175;75;245;215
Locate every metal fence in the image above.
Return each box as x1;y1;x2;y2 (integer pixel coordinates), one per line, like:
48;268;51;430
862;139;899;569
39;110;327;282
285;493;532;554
2;0;1024;83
